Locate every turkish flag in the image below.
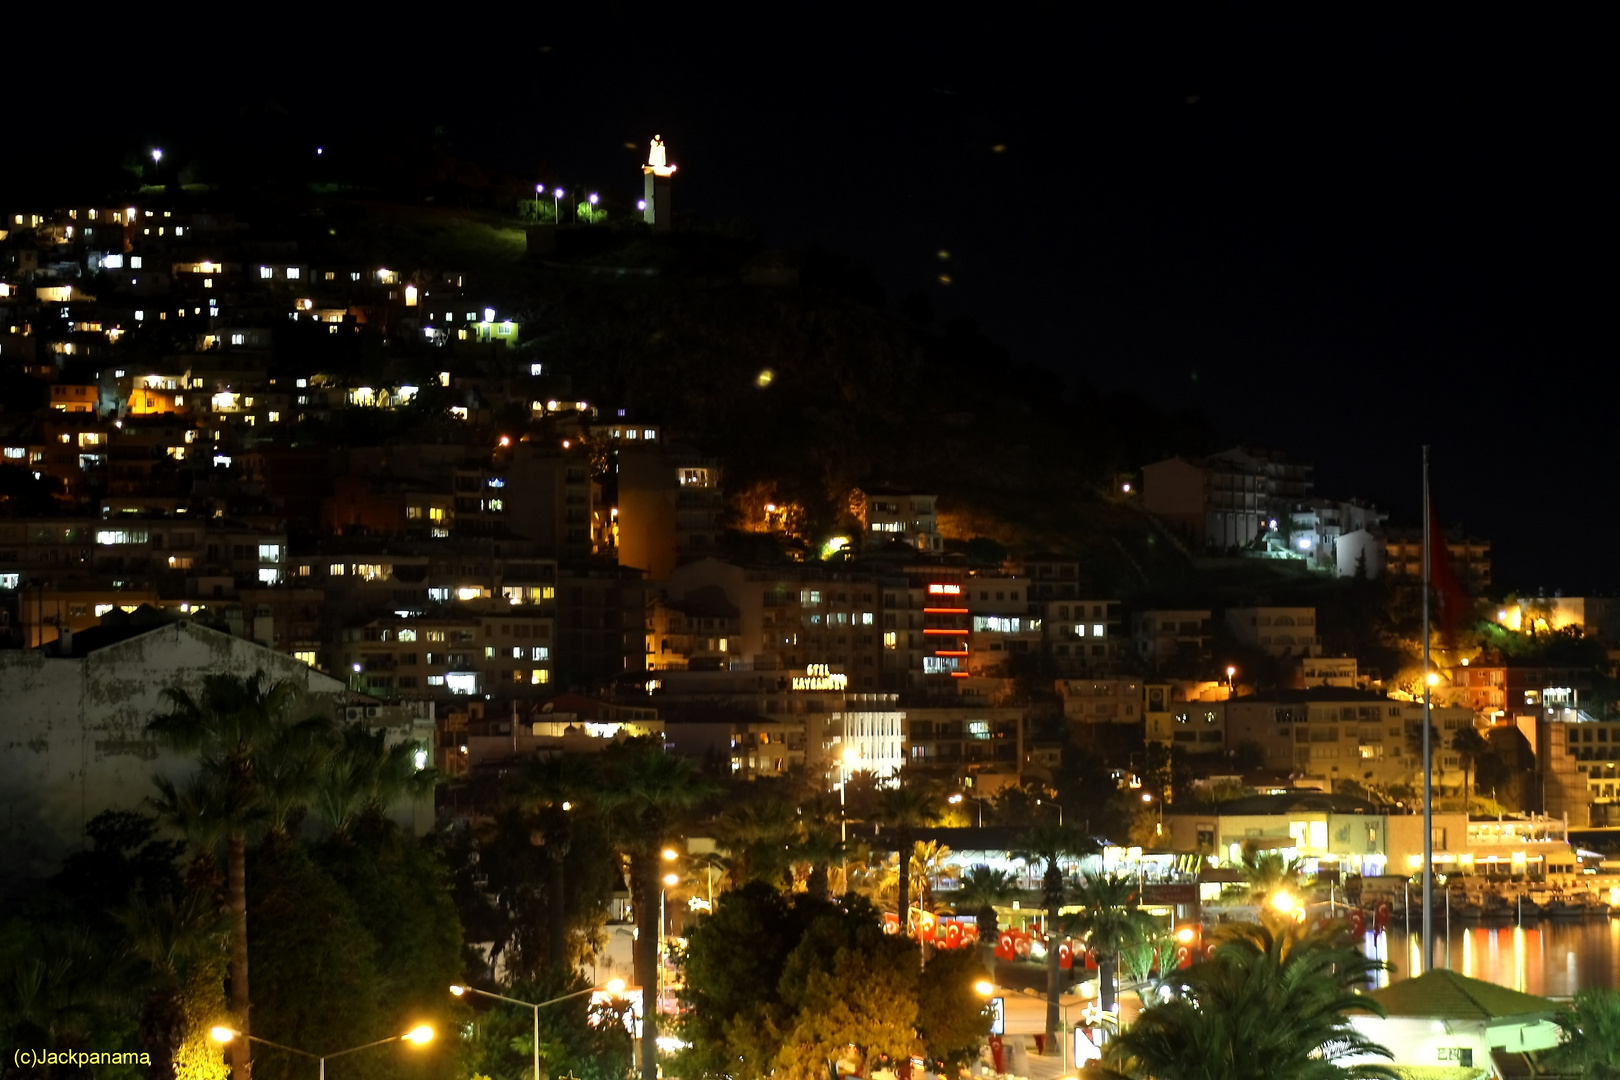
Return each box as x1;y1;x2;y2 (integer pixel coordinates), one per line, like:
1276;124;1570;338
1058;941;1073;970
1374;902;1392;935
1349;909;1366;939
918;911;938;942
996;931;1015;960
944;922;964;949
884;911;900;935
1013;934;1032;960
962;924;980;946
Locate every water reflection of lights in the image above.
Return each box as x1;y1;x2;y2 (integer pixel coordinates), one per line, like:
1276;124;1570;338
1514;926;1526;993
1462;928;1473;978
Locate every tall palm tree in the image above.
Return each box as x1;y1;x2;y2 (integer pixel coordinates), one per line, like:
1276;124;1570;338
146;670;317;1080
952;865;1018;980
1068;873;1159;1019
713;798;800;887
596;738;718;1080
1011;823;1095;1054
1093;914;1395;1080
512;753;594;972
874;780;941;937
1451;725;1491;804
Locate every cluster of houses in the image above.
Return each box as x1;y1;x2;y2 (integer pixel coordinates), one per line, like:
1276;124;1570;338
3;191;1619;914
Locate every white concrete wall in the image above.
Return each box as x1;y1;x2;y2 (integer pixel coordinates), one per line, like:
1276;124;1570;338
0;623;344;888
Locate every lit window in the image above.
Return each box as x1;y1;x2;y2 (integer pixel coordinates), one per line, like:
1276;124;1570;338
398;629;418;642
130;256;143;269
260;267;272;279
329;563;345;576
286;267;300;279
531;669;550;684
531;647;549;661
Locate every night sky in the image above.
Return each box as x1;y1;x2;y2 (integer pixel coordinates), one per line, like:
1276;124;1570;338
17;11;1613;591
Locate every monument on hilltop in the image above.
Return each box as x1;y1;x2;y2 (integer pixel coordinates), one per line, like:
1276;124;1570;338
642;135;676;232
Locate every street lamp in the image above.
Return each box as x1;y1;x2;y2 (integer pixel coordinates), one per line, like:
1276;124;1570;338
1226;665;1237;699
587;192;600;222
948;791;985;827
553;187;564;223
1037;797;1063;827
449;982;624;1080
839;746;860;893
211;1024;432;1080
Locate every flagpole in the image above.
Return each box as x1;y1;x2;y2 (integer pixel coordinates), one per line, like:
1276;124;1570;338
1422;444;1435;973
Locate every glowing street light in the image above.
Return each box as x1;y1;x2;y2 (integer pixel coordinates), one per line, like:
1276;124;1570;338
974;979;995;997
1270;891;1303;920
553;187;564;222
151;148;163;163
211;1024;432;1080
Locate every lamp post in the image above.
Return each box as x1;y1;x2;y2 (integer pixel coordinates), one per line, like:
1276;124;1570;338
948;791;984;827
660;848;680;1018
587;193;600;223
450;980;625;1080
1226;665;1237;699
839;746;859;894
211;1024;432;1080
553;187;564;224
1038;797;1063;827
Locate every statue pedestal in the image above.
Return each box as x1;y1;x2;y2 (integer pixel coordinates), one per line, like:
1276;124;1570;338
643;169;672;232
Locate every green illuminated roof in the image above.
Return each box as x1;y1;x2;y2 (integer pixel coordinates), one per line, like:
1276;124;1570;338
1364;970;1559;1021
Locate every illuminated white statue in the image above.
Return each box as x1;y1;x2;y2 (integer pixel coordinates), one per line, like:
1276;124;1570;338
646;135;676;177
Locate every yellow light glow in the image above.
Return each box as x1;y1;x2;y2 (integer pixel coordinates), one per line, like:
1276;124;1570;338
1426;672;1440;687
974;980;995;997
842;746;860;764
1270;892;1299;915
606;978;626;994
663;873;679;887
449;984;466;996
662;848;679;861
1175;927;1196;944
403;1025;433;1045
209;1027;236;1043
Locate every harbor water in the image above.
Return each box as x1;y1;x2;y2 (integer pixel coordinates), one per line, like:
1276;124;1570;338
1365;918;1620;996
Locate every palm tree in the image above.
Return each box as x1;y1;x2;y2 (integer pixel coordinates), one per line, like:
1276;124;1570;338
1092;914;1396;1080
1451;725;1491;804
511;753;594;972
312;721;436;843
874;779;941;937
790;825;844;901
118;890;232;1080
1239;844;1306;905
1068;873;1159;1019
952;865;1018;980
909;839;953;920
145;670;317;1079
713;798;800;887
596;737;718;1080
1011;823;1095;1054
1544;988;1620;1080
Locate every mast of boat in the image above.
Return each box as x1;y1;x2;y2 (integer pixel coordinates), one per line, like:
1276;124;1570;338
1422;445;1435;973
